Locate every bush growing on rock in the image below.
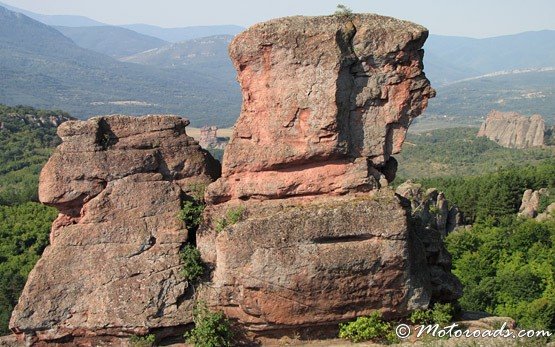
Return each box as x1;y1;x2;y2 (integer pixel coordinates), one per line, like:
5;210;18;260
129;334;156;347
185;302;233;347
178;201;204;231
338;312;398;344
215;206;245;233
180;245;204;283
409;303;454;326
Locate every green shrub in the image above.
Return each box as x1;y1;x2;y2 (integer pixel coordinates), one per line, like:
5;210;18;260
129;334;156;347
178;201;204;231
180;245;204;283
431;303;454;326
338;312;398;344
215;206;245;233
537;188;554;214
334;4;354;18
409;309;434;325
409;303;454;327
186;183;207;203
185;302;233;347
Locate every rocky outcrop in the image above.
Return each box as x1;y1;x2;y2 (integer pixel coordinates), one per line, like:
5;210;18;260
10;115;220;343
10;14;463;345
518;188;554;220
198;125;227;149
477;110;545;148
206;14;435;204
197;14;459;337
396;180;464;236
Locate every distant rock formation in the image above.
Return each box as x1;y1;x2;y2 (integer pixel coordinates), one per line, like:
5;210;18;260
518;188;554;220
198;125;227;149
396;181;464;236
10;115;220;344
0;112;74;130
477;110;545;148
198;14;459;337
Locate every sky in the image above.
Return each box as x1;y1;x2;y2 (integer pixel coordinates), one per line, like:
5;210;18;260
2;0;555;38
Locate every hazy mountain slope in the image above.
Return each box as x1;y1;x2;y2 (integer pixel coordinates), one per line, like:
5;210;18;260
425;31;555;85
0;1;105;26
0;6;240;126
427;69;555;123
121;24;244;42
55;25;168;58
121;35;236;82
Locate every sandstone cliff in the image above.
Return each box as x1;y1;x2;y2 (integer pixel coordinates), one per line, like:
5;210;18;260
477;110;545;148
10;115;220;344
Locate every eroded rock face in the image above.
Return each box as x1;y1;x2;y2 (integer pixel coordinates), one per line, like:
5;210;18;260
477;110;545;148
396;181;464;236
10;115;220;343
198;14;459;336
207;14;435;203
198;191;432;332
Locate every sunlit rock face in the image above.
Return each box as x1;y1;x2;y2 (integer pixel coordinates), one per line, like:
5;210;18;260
198;14;459;337
10;115;220;343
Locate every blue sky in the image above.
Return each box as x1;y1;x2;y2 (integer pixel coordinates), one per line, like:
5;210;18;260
3;0;554;38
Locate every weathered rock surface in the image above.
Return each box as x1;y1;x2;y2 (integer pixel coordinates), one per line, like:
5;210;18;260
206;14;435;203
199;191;432;332
10;115;220;343
477;110;545;148
518;188;554;220
197;14;460;336
396;181;464;236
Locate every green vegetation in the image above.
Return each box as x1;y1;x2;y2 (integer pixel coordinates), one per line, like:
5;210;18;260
129;334;156;347
185;302;233;347
0;105;64;334
446;218;555;330
415;160;554;224
0;203;57;334
396;127;554;180
538;188;555;214
338;312;398;344
180;245;204;283
179;201;204;232
334;4;354;18
409;303;455;326
215;206;245;233
0;105;67;205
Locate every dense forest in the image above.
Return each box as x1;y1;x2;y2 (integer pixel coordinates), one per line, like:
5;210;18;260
415;160;555;331
0;105;60;334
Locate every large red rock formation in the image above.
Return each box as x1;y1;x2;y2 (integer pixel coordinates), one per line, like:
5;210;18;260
198;14;460;337
478;110;545;148
207;14;435;204
10;115;220;344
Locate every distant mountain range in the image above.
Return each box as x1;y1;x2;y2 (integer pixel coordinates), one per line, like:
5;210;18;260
0;6;240;126
120;24;244;43
425;31;555;86
0;1;244;42
55;26;169;58
0;2;553;126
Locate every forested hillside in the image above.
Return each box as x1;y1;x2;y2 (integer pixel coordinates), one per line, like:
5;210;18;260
423;160;555;331
0;105;60;334
396;127;555;179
